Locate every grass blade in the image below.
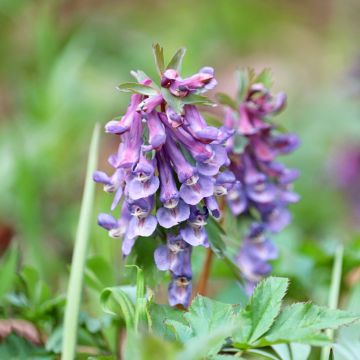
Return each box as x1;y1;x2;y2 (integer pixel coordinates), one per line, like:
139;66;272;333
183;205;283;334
61;123;100;360
320;244;344;360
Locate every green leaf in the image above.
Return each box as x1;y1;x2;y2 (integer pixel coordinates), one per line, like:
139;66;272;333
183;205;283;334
254;68;273;88
216;92;238;110
263;303;359;346
234;277;289;346
206;217;226;256
166;47;186;72
152;43;165;75
161;88;184;113
0;247;18;301
123;331;179;360
61;123;101;360
85;256;115;292
184;295;237;336
165;319;193;343
246;349;280;360
100;286;136;329
290;343;311;360
116;82;158;96
130;70;152;83
182;93;215;107
236;69;251;102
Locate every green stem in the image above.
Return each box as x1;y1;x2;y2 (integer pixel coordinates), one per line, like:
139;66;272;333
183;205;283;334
320;244;344;360
61;124;100;360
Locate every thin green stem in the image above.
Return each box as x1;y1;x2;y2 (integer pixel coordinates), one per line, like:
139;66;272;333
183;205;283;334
320;244;344;360
61;124;100;360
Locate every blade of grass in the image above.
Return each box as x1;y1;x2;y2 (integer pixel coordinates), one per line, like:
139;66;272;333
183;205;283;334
61;123;100;360
320;244;344;360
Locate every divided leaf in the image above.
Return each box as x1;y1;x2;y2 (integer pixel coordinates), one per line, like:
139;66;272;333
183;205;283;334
216;92;238;110
234;277;289;346
152;43;165;75
160;88;184;114
166;47;186;72
254;68;273;88
182;93;215;107
262;303;359;346
116;82;158;96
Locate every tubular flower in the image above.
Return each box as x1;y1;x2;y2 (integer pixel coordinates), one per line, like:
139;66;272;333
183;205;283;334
221;70;300;293
94;46;233;307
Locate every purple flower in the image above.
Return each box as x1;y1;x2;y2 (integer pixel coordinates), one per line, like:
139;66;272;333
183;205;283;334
154;234;193;308
161;67;217;98
105;93;142;134
127;152;159;200
221;70;299;294
94;47;228;307
235;223;278;295
180;207;209;247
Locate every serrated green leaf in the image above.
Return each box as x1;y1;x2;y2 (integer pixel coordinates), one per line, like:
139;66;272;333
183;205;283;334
263;303;359;346
166;47;186;72
116;82;158;96
165;319;193;343
216;92;238;110
184;295;237;336
149;302;184;341
272;344;291;360
161;88;184;113
254;68;273;88
234;277;289;346
152;43;165;75
176;325;237;360
182;93;215;106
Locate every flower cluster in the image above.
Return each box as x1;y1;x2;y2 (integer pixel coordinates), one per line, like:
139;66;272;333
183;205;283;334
222;77;300;294
94;48;233;308
330;145;360;226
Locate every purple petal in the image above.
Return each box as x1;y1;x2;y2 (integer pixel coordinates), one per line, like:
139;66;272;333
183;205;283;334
168;277;192;308
93;171;111;185
156;200;190;228
127;215;157;238
154;245;170;271
147;112;166;149
180;225;208;247
98;213;118;230
179;176;214;206
226;182;248;215
105;120;129;134
197;145;228;176
247;182;276;203
127;177;160;200
122;235;137;256
204;196;221;219
111;187;123;211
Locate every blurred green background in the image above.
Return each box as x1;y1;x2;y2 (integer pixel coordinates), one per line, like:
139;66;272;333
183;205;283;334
1;0;360;306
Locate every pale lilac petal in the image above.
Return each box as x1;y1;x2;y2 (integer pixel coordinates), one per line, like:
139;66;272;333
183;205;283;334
127;177;160;200
122;235;137;256
168;277;192;308
154;245;170;271
197;145;228;176
127;215;157;238
111;187;123;211
98;213;118;230
180;225;208;247
93;171;111;185
179;176;214;206
156;201;190;228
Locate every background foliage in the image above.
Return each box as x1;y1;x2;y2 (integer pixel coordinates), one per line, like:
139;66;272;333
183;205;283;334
0;0;360;359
